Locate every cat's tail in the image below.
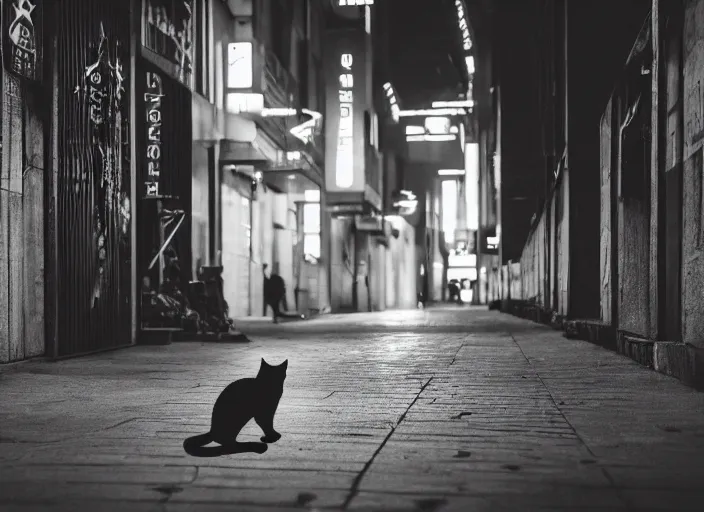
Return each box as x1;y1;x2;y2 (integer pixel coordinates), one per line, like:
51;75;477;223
183;432;267;457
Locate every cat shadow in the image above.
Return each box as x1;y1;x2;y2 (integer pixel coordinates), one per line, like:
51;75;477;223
183;358;288;458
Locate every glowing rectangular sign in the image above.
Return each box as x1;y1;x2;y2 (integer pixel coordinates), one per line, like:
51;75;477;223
227;42;253;89
339;0;374;5
425;117;451;135
399;108;467;117
336;53;354;188
432;100;474;109
406;134;457;142
382;82;400;123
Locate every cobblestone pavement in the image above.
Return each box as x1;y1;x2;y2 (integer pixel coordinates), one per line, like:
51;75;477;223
2;306;704;511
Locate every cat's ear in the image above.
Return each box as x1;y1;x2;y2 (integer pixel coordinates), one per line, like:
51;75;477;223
260;358;269;367
281;359;288;370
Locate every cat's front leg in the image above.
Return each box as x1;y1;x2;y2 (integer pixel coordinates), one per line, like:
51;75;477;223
255;413;282;443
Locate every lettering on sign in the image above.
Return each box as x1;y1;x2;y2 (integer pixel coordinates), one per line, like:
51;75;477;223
4;0;41;81
336;53;354;189
145;71;164;198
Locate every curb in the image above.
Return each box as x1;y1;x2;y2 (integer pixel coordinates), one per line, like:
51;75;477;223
499;299;704;391
138;328;251;345
172;331;250;343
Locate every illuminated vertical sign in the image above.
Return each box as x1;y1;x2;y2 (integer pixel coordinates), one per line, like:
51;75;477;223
144;71;164;198
455;0;472;52
336;53;354;188
465;143;479;231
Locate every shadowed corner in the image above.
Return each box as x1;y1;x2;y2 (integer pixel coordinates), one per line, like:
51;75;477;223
182;358;288;458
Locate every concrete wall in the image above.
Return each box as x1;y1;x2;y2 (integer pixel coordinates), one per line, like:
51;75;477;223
516;169;567;315
330;217;356;312
191;143;211;273
384;216;417;310
600;98;614;325
250;186;274;316
520;208;547;305
682;0;704;348
0;75;45;363
508;0;651;322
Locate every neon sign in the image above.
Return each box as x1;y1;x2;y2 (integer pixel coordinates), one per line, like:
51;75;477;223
455;0;472;52
382;82;400;123
336;53;354;188
144;71;164;197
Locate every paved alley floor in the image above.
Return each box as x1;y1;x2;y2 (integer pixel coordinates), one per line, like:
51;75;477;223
2;307;704;512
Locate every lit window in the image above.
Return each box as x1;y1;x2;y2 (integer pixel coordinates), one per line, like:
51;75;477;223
304;189;320;202
303;202;321;260
442;180;458;243
303;203;321;234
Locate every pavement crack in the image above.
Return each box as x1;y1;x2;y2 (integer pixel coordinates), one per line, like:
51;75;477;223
322;391;336;400
341;376;433;510
450;343;465;366
99;417;141;432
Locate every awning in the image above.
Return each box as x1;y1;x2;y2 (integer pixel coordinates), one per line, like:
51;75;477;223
219;140;270;165
262;169;320;196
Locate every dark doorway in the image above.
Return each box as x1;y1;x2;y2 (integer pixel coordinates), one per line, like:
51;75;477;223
662;2;684;341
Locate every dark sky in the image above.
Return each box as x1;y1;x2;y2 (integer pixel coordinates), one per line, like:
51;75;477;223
387;0;467;108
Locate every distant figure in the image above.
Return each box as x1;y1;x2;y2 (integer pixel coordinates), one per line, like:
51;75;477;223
448;279;460;303
263;263;287;323
183;358;288;457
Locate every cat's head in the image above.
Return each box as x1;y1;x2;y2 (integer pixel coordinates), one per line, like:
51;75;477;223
258;358;288;382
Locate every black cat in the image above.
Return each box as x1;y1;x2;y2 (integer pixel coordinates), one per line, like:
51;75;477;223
183;358;288;457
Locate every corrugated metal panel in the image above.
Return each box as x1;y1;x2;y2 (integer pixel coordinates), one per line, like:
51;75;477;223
55;0;132;356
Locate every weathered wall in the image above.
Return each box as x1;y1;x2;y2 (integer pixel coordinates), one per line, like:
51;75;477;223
617;90;652;338
520;207;547;305
369;241;386;312
600;99;613;324
384;216;417;310
250;186;274;316
555;170;569;316
0;76;45;363
660;1;684;341
567;0;652;321
191;143;211;274
681;0;704;348
518;175;566;313
329;216;355;312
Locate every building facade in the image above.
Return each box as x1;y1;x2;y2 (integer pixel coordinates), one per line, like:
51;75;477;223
481;0;704;388
0;0;429;364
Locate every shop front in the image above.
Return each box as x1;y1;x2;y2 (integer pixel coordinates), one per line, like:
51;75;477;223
218;136;327;319
136;56;193;330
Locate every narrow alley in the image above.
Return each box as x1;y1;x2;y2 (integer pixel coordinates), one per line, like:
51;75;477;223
1;307;704;511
